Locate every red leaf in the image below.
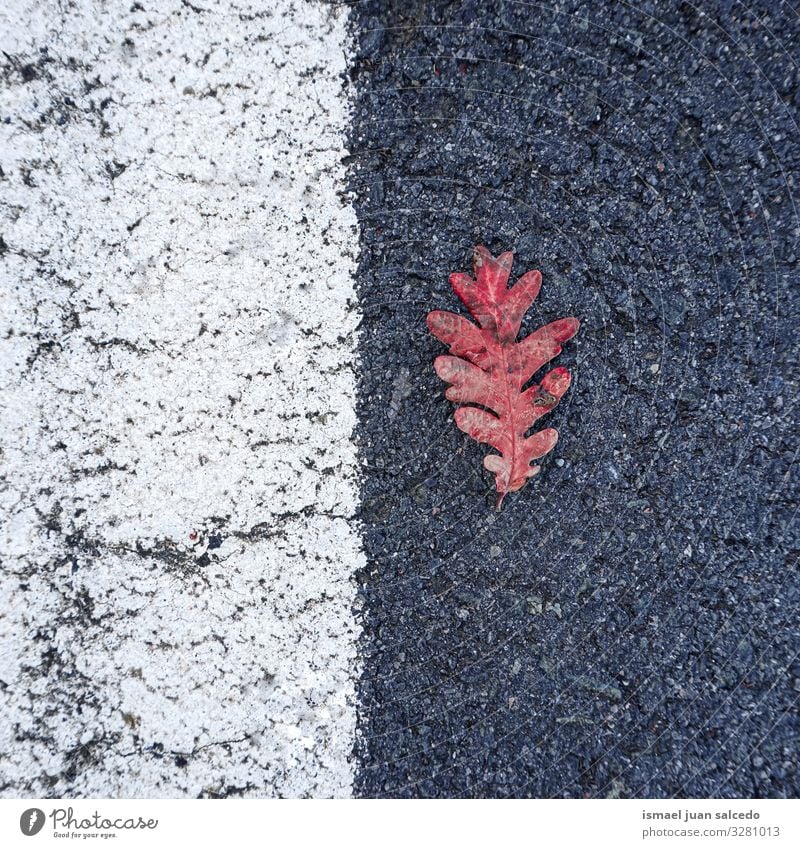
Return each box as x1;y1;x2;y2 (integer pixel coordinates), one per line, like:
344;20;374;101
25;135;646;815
427;246;579;509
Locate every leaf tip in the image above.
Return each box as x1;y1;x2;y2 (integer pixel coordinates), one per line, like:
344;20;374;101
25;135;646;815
426;310;443;335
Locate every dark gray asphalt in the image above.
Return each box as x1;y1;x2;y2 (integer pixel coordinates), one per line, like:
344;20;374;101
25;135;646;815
346;0;799;797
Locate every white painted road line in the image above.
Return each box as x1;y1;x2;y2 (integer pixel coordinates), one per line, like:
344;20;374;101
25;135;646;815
0;1;363;797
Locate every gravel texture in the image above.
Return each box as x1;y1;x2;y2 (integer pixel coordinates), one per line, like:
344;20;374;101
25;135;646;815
0;0;362;797
348;0;799;798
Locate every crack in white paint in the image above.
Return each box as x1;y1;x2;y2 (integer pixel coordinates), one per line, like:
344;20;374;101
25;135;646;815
0;0;363;797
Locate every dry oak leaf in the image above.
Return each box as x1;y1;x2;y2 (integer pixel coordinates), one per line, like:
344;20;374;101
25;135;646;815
427;246;579;509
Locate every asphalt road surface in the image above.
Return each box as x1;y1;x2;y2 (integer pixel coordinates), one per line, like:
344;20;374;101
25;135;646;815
349;0;799;798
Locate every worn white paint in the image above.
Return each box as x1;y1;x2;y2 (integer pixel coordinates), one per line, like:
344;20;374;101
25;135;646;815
0;0;363;797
